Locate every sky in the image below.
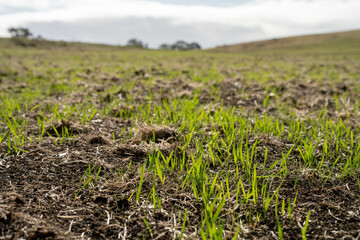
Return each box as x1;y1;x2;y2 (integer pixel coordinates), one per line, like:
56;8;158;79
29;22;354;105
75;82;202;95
0;0;359;48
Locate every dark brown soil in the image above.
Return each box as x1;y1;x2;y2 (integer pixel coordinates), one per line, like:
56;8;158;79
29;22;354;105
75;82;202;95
1;117;360;239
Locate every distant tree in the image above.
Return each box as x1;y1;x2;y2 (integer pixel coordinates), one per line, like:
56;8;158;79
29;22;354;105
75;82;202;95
19;28;32;38
127;38;147;48
172;41;189;50
8;27;32;38
8;27;18;37
159;43;171;50
188;42;201;50
161;41;201;51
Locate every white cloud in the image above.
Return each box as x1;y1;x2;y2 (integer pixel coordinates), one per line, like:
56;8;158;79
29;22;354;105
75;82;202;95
0;0;68;12
0;0;359;47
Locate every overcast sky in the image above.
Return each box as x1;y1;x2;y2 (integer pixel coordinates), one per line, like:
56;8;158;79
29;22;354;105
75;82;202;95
0;0;359;48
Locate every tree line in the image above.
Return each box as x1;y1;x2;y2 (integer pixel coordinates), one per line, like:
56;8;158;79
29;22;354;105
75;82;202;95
127;38;201;50
7;27;201;50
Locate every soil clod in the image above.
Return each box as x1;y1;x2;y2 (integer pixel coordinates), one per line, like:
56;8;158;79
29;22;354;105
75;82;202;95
89;135;109;145
133;125;178;143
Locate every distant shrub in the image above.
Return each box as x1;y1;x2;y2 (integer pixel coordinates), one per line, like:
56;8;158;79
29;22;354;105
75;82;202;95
127;38;148;49
10;38;37;47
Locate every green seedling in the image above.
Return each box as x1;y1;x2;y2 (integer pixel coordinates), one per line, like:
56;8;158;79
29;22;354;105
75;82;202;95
300;210;311;240
288;190;298;223
136;163;146;203
180;209;188;240
4;116;28;154
276;217;283;240
143;217;153;238
74;163;101;199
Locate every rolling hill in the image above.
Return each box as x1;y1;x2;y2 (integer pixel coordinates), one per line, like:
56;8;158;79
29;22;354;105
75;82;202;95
212;29;360;54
